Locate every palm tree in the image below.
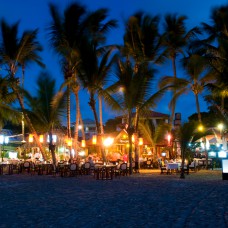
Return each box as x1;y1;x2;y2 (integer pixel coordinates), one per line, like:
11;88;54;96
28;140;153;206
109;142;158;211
159;52;215;123
201;5;228;112
176;121;198;179
138;119;171;160
48;3;87;145
49;4;117;161
107;60;165;174
0;76;20;128
77;46;117;135
120;12;165;171
122;12;162;65
0;19;46;159
76;7;117;134
161;14;200;125
25;72;66;167
61;77;84;158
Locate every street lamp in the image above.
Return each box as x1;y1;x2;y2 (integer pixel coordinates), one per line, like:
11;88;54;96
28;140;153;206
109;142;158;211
0;135;9;162
217;123;224;148
198;124;209;169
103;137;114;164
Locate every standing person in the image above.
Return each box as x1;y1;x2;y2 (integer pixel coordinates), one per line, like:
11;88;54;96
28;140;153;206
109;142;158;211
123;153;128;163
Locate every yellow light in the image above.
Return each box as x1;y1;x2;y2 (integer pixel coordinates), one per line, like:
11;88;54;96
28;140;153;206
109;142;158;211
29;134;33;143
92;135;97;145
132;135;135;143
67;138;72;147
39;135;44;143
81;139;86;148
103;137;114;147
167;134;171;145
218;123;224;131
198;125;204;132
139;138;143;146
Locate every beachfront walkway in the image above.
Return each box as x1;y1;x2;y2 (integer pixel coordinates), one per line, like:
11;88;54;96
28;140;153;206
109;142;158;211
0;170;227;227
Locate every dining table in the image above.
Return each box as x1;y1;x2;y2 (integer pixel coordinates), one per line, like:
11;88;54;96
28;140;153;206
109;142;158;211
0;162;16;175
166;163;179;174
94;164;116;180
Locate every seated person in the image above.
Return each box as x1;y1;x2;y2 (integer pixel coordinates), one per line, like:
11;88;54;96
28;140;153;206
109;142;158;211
88;157;95;167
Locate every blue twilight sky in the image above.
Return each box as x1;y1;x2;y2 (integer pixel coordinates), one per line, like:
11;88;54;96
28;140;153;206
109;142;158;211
0;0;227;124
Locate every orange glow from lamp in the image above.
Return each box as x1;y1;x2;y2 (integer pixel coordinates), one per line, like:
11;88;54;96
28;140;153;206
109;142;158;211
81;139;86;148
167;134;171;146
29;134;33;143
39;135;44;143
132;135;135;143
139;138;143;146
92;135;97;145
67;138;72;147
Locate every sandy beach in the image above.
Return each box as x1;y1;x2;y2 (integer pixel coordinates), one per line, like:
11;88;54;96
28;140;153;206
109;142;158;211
0;169;227;228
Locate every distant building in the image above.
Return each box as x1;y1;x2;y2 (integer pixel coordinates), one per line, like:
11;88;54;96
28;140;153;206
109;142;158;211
115;110;169;131
73;119;97;140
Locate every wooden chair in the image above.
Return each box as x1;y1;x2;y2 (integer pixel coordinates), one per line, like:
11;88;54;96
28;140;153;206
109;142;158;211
119;163;128;176
207;160;213;170
23;161;31;173
146;160;153;169
84;162;91;175
179;165;189;175
198;160;205;169
69;163;77;177
189;161;197;172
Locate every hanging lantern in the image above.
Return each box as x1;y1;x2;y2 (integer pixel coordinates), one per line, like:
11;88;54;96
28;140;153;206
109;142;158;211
92;135;97;145
81;139;86;148
29;134;33;143
67;138;72;147
139;138;143;146
39;135;44;143
167;134;171;146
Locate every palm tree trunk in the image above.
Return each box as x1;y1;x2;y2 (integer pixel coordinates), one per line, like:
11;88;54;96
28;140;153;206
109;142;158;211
134;108;140;171
195;94;202;123
74;90;80;158
49;132;57;168
99;96;104;135
89;94;106;161
195;94;208;169
127;111;134;175
221;96;224;111
89;94;100;133
79;113;85;140
66;85;72;160
13;85;46;160
170;56;177;126
180;147;185;179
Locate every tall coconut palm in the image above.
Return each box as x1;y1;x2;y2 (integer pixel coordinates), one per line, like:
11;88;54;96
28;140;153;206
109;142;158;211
122;12;162;65
159;52;215;123
76;7;117;133
48;3;87;144
25;72;66;166
48;4;117;160
138;119;171;160
107;60;165;174
121;12;165;170
0;76;21;128
77;45;116;133
161;14;200;125
61;76;85;158
0;19;46;159
176;121;198;179
201;5;228;111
